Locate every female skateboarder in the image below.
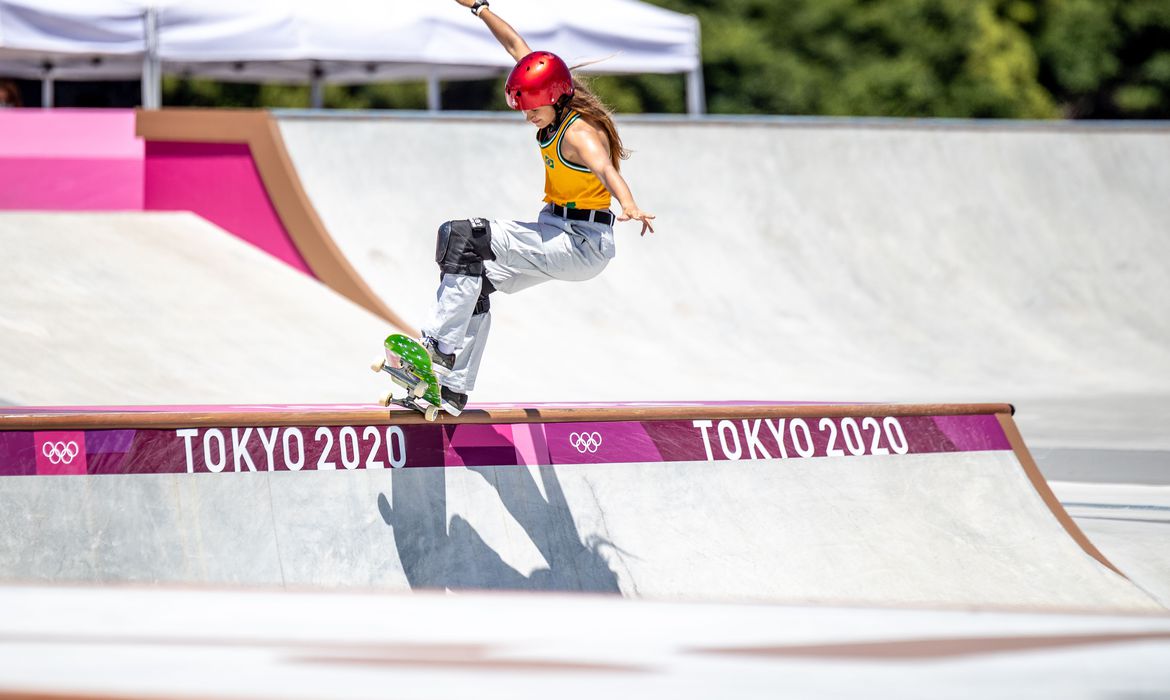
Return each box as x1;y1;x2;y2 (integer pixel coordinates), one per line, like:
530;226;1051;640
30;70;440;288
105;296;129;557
420;0;656;415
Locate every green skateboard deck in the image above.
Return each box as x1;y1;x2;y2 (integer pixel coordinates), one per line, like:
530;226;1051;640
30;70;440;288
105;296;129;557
371;334;444;421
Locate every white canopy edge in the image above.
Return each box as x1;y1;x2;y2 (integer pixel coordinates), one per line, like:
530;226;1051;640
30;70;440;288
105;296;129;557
0;0;704;112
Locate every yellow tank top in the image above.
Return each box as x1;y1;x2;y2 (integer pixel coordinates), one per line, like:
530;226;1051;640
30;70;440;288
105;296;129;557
540;111;611;211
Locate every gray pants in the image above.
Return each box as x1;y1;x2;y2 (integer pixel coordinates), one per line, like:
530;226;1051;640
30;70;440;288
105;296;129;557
422;206;616;393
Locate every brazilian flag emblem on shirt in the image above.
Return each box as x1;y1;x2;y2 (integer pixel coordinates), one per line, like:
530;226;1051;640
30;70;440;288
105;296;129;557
544;155;555;169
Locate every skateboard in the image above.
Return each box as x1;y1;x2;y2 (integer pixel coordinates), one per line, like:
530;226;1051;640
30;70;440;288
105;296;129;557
370;334;444;421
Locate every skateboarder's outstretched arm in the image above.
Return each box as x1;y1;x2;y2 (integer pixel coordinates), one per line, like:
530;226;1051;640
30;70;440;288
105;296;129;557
565;124;656;236
453;0;531;62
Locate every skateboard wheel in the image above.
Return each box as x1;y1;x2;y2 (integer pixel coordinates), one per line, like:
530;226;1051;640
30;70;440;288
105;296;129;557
370;357;387;373
424;406;440;422
411;381;428;399
378;390;394;407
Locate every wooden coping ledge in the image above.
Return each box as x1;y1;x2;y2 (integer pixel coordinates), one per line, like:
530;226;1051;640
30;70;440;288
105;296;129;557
0;403;1014;431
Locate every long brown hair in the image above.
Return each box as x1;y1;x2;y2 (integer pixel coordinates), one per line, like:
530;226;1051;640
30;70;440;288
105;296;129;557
568;76;629;170
0;80;22;108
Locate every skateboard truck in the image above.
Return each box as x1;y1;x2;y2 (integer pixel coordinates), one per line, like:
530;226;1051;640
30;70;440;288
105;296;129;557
370;334;446;421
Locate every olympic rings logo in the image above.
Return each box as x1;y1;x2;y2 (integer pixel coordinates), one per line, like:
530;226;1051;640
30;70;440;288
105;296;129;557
569;432;603;454
42;441;80;465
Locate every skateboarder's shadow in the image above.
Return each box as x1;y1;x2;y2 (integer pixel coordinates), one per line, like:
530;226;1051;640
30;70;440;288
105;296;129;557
377;463;623;593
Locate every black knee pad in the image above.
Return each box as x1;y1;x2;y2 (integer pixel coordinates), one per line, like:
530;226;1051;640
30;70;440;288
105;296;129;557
436;218;494;276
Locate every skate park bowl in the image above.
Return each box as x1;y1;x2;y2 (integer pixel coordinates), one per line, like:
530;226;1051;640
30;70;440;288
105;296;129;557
0;401;1157;611
1;108;1169;698
2;400;1170;698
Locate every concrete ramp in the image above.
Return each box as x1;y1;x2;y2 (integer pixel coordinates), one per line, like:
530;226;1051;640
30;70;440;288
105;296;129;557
276;115;1170;449
0;403;1160;611
0;212;393;406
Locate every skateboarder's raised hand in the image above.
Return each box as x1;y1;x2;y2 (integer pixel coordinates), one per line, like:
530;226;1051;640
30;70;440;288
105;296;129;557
453;0;531;61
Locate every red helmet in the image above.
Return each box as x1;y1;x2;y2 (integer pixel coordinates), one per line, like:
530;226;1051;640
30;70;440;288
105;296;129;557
505;51;574;111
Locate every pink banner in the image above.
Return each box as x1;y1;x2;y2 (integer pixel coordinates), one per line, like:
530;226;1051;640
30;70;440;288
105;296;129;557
0;413;1010;477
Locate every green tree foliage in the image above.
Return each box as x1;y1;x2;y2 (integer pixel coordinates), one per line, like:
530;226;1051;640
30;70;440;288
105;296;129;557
161;0;1168;119
648;0;1058;117
630;0;1166;117
1027;0;1170;116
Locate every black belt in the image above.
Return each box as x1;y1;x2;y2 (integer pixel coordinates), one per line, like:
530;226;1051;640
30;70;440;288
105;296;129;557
551;204;614;226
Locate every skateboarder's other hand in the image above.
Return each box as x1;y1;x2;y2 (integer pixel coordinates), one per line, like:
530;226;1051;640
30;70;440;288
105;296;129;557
618;206;656;236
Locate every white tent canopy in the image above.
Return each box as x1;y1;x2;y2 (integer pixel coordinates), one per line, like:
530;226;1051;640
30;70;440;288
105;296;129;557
0;0;704;112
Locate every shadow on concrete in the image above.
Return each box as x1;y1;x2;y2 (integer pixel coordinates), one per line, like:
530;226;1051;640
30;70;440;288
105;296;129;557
377;464;621;593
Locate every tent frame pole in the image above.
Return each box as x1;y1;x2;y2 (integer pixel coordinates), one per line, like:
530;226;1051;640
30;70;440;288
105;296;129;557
310;63;325;109
685;16;705;116
142;7;162;109
685;68;705;116
40;61;55;109
426;70;441;112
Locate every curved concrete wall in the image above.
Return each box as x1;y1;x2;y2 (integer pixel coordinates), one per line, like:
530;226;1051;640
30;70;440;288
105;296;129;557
0;212;393;406
277;114;1170;449
0;403;1157;611
136;109;411;332
0;108;409;331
